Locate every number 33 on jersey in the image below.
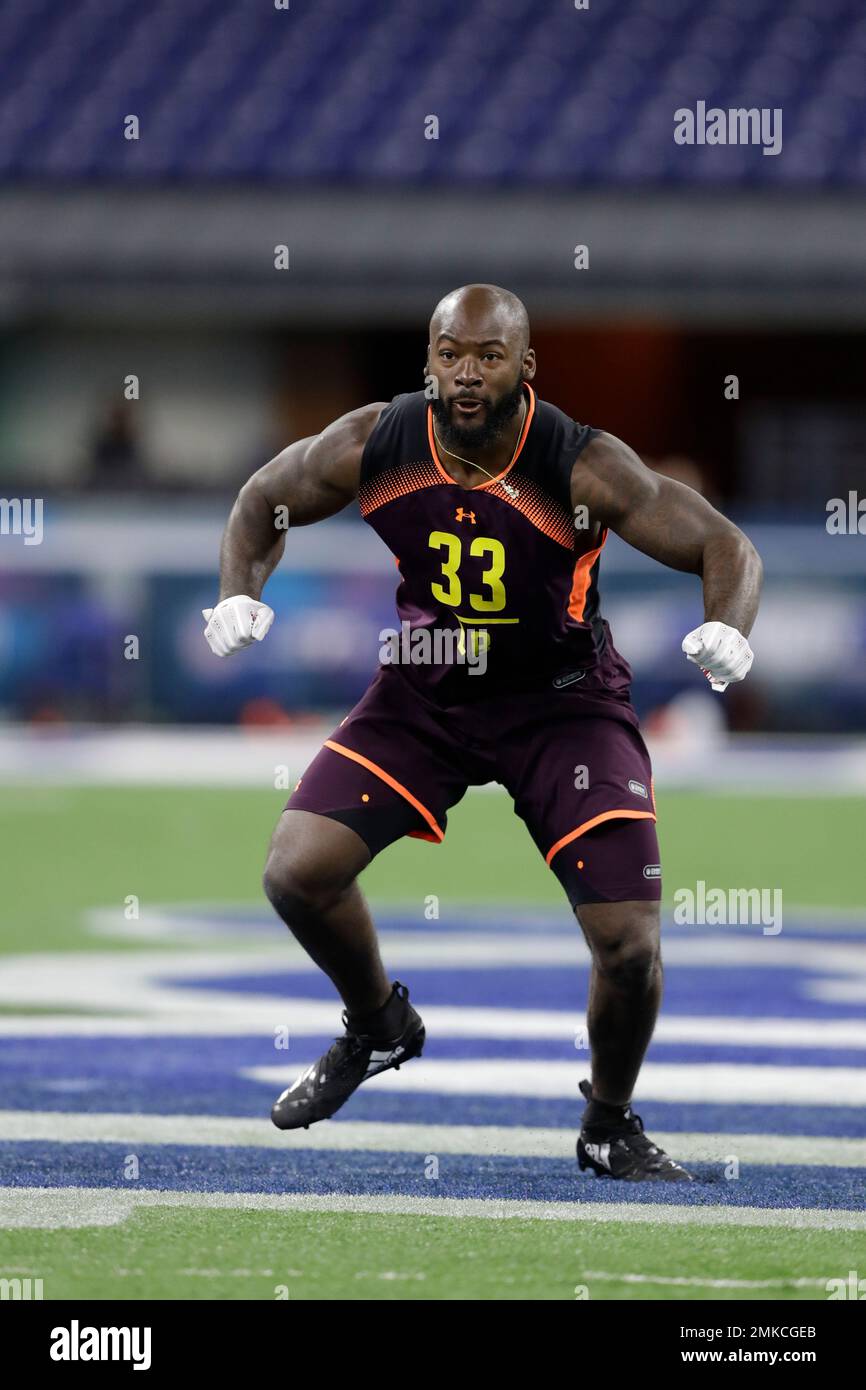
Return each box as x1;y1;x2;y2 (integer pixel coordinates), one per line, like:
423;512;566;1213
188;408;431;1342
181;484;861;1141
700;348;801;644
358;383;631;701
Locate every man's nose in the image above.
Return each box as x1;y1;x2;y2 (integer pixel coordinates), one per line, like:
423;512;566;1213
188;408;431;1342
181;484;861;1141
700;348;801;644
455;359;482;386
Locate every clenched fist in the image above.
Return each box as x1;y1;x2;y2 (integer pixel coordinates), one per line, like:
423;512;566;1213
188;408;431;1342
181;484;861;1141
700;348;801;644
202;595;275;657
681;621;753;693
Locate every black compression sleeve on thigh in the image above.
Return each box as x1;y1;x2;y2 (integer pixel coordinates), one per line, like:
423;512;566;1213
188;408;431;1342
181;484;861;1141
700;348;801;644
324;803;428;858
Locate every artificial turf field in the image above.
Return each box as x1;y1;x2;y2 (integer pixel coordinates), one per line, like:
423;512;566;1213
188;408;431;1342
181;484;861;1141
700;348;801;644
1;784;865;1301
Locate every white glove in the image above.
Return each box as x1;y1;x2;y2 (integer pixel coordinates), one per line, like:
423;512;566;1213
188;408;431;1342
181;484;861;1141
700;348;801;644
202;595;275;657
681;620;753;693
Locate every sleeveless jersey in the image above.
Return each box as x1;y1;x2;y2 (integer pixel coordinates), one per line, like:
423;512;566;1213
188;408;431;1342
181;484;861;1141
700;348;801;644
358;384;632;705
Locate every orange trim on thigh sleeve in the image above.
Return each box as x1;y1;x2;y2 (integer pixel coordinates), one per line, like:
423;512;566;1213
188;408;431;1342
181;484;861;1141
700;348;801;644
545;808;657;867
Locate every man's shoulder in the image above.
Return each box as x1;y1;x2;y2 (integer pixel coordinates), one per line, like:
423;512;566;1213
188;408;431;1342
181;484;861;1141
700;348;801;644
363;389;427;437
525;395;602;497
532;391;600;451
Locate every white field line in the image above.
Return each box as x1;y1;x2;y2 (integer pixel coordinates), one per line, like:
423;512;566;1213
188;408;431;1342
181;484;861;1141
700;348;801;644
3;941;866;1046
812;981;866;1003
2;1111;866;1168
51;935;866;972
82;905;866;948
5;1008;866;1048
2;1186;866;1231
244;1059;866;1106
3;934;866;1002
583;1272;829;1290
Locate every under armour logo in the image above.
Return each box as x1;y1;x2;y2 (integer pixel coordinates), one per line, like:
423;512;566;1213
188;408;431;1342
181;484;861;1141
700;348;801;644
455;507;476;524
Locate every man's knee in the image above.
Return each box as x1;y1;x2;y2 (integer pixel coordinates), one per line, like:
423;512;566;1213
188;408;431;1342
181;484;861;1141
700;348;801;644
263;851;328;918
262;811;365;918
263;845;352;919
595;935;660;991
578;902;661;991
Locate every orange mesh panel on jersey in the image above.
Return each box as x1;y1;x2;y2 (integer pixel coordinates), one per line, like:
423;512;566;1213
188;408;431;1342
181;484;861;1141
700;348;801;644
494;473;574;549
359;461;443;517
568;528;608;622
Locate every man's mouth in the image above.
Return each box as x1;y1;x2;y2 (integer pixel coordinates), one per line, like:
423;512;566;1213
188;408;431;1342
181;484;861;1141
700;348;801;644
453;399;485;417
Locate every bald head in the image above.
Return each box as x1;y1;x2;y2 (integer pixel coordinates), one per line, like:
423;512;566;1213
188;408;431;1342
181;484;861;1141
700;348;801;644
427;284;536;452
430;283;530;357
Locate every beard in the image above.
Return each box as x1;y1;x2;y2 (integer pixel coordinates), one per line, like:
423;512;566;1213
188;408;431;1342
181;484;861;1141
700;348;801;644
430;373;525;453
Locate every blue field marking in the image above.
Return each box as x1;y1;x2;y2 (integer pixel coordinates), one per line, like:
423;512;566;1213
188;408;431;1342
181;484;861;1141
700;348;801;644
314;1093;866;1139
2;908;865;1210
5;1035;866;1074
165;963;862;1020
2;1079;866;1140
1;1141;865;1211
4;1035;866;1137
140;906;866;940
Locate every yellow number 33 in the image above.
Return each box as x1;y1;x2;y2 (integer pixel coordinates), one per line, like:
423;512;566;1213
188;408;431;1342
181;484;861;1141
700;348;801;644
428;531;506;612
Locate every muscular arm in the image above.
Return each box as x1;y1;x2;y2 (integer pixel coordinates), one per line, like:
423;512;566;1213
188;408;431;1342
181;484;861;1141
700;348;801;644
572;432;762;635
218;402;386;600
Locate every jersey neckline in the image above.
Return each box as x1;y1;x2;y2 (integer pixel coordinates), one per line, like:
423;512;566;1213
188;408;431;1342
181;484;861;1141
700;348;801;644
426;382;536;492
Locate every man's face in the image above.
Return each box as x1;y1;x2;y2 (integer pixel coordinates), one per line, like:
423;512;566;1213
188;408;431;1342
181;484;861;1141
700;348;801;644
427;317;533;451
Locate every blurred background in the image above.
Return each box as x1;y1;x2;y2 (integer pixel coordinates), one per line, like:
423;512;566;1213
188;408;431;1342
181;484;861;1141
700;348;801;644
0;0;865;767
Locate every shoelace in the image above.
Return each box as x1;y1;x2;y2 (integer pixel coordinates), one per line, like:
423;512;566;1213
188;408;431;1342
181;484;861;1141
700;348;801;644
314;1034;364;1081
588;1110;666;1161
329;1018;399;1064
615;1125;676;1169
337;1019;382;1050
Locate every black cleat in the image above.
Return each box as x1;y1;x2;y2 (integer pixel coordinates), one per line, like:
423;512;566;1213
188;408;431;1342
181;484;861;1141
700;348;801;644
271;981;425;1131
576;1078;694;1182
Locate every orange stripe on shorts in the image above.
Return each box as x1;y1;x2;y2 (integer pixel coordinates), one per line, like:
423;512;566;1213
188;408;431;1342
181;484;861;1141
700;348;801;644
323;740;444;843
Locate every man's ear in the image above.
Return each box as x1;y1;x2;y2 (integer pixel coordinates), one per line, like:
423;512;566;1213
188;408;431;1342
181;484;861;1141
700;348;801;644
522;347;537;381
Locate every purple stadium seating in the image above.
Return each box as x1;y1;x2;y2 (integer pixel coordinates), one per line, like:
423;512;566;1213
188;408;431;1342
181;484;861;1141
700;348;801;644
0;0;862;183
